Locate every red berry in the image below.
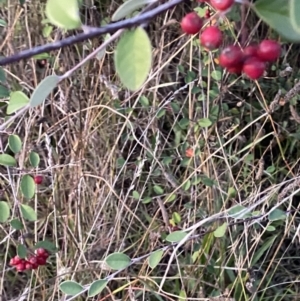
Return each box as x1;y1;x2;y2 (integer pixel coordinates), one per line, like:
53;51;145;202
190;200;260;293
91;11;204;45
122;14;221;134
32;262;39;269
9;258;17;266
15;263;26;272
34;175;43;185
35;248;49;258
243;45;259;58
10;256;23;266
257;40;281;62
242;57;266;80
28;256;38;265
227;64;243;74
210;0;234;11
36;256;47;265
200;26;222;50
219;45;244;68
25;262;33;270
181;12;203;35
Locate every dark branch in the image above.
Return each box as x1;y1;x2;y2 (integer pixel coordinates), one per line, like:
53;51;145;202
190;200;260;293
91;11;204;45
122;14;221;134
0;0;184;66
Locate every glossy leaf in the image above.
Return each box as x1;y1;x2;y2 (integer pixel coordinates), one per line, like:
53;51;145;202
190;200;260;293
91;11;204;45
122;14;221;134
148;249;164;269
105;252;131;270
290;0;300;33
112;0;156;21
165;231;187;243
114;27;152;91
30;75;60;107
20;204;37;221
46;0;81;30
20;175;35;199
253;0;300;42
8;134;22;154
88;279;108;297
29;151;40;167
0;201;10;223
0;154;16;167
7;91;29;115
214;222;227;238
60;281;84;296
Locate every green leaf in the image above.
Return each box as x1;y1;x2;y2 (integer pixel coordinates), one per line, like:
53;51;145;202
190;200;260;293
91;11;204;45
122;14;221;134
8;134;22;154
20;204;37;221
228;205;251;219
17;244;27;258
112;0;156;21
20;175;35;199
139;95;150;107
34;240;58;252
88;279;108;297
7;91;29;114
211;70;222;81
214;222;227;238
105;252;131;270
132;190;140;200
253;0;300;42
114;27;152;91
182;180;191;191
198;118;212;128
0;154;16;167
289;0;300;33
0;85;9;98
29;151;40;167
165;231;187;243
0;19;6;27
0;201;10;223
172;212;181;224
251;235;277;265
153;185;164;195
0;67;6;82
59;281;84;296
45;0;81;30
30;75;60;107
10;218;23;230
269;209;286;221
178;118;190;129
148;249;164;269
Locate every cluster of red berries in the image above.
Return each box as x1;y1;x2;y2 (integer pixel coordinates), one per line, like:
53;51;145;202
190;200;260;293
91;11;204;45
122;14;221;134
180;0;281;80
9;248;49;272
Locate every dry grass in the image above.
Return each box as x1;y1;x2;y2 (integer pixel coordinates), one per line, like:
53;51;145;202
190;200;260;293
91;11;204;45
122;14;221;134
1;1;300;301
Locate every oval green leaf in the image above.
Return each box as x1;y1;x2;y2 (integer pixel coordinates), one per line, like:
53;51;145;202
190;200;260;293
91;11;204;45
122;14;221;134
29;151;40;167
112;0;156;21
0;85;9;98
268;208;286;221
8;134;22;154
153;185;164;195
148;249;164;269
228;205;251;219
17;244;27;259
34;240;58;252
290;0;300;33
105;252;131;270
165;231;187;243
214;222;227;238
0;154;16;167
20;204;37;221
198;118;212;128
20;175;35;199
10;218;23;230
253;0;300;42
0;201;10;223
114;27;152;91
30;75;60;107
7;91;29;115
45;0;81;30
60;281;84;296
88;279;108;297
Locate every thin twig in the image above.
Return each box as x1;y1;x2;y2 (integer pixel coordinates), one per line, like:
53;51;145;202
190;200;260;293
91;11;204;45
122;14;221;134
0;0;184;66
